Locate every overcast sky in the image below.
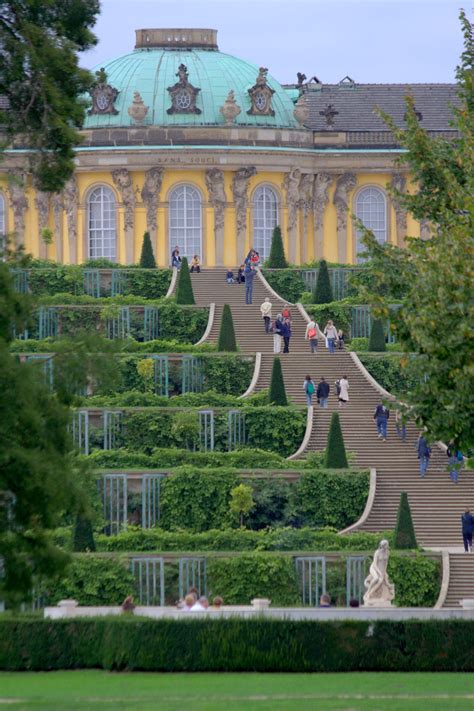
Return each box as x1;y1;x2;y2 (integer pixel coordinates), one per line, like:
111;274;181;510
81;0;469;84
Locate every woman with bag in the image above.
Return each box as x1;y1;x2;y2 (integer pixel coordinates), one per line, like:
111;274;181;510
305;320;319;353
303;375;316;407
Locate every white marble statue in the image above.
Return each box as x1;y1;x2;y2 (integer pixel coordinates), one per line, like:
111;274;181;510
363;539;395;607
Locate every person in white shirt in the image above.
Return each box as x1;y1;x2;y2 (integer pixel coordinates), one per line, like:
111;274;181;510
338;375;349;407
305;320;319;353
260;298;273;334
190;596;209;612
324;320;338;354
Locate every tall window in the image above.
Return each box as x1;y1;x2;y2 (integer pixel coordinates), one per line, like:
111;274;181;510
169;184;202;260
88;186;117;260
355;187;387;261
0;192;5;255
252;185;278;261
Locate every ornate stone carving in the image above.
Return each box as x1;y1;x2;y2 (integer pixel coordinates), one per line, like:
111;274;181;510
313;173;333;230
167;64;201;115
391;173;408;246
420;219;431;241
128;91;149;124
284;168;301;231
7;172;28;244
51;192;63;262
206;168;227;265
112;169;135;231
35;190;50;258
63;175;78;263
247;67;275;116
88;68;119;116
293;94;310;127
219;90;241;125
141;167;164;233
363;539;395;607
319;104;339;128
333;173;356;231
232;166;257;258
299;174;314;263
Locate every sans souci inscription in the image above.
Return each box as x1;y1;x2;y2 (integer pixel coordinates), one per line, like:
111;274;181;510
153;156;217;165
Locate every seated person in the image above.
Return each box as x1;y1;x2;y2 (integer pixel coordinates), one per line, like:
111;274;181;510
171;245;182;270
251;251;261;267
319;593;331;608
190;255;200;273
226;268;234;284
237;265;245;283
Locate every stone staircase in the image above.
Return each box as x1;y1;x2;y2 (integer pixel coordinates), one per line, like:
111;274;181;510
189;267;474;606
443;554;474;608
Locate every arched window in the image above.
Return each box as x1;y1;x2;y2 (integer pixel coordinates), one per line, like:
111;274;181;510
169;184;202;260
355;187;387;261
252;185;278;261
88;186;117;260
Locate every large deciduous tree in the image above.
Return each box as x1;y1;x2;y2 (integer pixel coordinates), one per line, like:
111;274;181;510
358;10;474;449
0;0;99;191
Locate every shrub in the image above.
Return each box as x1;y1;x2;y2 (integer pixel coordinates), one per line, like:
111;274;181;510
208;553;300;605
294;471;368;529
389;553;440;607
245;407;305;457
312;259;333;303
324;412;348;468
268;357;287;405
357;354;417;394
72;513;96;552
266;226;288;268
393;492;418;549
175;257;195;305
47;556;134;606
139;232;156;268
261;269;306;302
217;304;237;351
368;318;386;351
229;484;255;526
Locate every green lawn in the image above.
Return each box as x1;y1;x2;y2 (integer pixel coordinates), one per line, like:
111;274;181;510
0;671;473;710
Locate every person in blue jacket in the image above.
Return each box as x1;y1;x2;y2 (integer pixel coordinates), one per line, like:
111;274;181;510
461;509;473;552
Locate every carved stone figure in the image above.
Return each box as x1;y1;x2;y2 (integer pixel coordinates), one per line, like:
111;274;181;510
112;169;135;231
247;67;275;116
391;173;408;246
35;190;50;258
284;168;301;231
293;94;310;126
88;68;119;116
298;173;314;262
63;176;78;263
313;173;333;230
232;166;257;258
7;172;28;244
363;539;395;607
220;90;241;125
141;167;164;232
319;104;339;128
167;63;201;115
206;168;227;264
51;192;63;261
333;173;356;262
128;91;149;124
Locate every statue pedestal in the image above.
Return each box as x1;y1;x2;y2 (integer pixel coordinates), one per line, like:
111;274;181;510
363;599;393;608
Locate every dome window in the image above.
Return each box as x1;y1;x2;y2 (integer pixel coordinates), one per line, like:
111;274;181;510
167;63;201;115
247;67;275;117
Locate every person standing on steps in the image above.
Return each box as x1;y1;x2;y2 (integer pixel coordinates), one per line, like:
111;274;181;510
447;442;463;484
190;255;200;273
260;298;273;334
461;509;473;552
281;303;291;322
338;375;349;407
324;320;338;353
303;375;315;407
373;402;390;441
273;314;283;354
337;328;345;350
317;376;330;408
237;264;245;284
171;245;182;270
305;320;319;353
395;411;407;442
281;317;291;353
417;433;431;477
244;264;256;304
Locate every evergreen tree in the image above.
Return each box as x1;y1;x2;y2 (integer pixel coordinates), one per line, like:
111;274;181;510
393;491;418;549
313;260;333;303
175;257;195;305
324;412;348;468
139;232;156;268
368;318;386;352
217;304;237;351
267;226;288;268
230;484;255;527
72;512;96;552
269;357;288;405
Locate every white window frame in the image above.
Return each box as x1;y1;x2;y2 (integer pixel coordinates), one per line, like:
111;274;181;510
354;186;387;262
252;184;279;261
168;184;202;261
87;185;117;261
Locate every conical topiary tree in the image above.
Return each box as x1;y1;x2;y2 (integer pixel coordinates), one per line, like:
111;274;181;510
313;259;333;303
72;512;96;552
393;491;417;549
139;231;156;268
267;226;288;268
368;318;386;352
269;357;288;405
217;304;237;351
324;412;348;468
175;256;195;305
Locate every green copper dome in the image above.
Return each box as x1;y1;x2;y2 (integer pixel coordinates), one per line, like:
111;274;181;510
85;28;299;130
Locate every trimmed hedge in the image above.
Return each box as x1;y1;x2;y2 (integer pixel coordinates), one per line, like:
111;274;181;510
261;269;306;302
1;618;468;671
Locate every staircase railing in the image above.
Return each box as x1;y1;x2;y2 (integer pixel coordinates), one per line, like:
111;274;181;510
287;405;314;461
433;551;450;609
339;468;377;535
256;269;295;305
194;303;215;346
165;267;178;298
238;352;262;399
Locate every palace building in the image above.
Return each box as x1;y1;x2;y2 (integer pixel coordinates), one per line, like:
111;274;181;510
0;28;458;266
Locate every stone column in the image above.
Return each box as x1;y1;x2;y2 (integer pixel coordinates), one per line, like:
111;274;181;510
205;168;227;266
63;176;78;264
141;167;164;260
231;167;257;262
284;168;301;263
52;193;63;262
298;173;314;263
333;173;356;263
7;172;28;247
35;190;50;259
313;173;333;260
112;169;136;264
391;173;408;247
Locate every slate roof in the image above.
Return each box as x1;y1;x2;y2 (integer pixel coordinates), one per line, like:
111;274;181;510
289;83;459;132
